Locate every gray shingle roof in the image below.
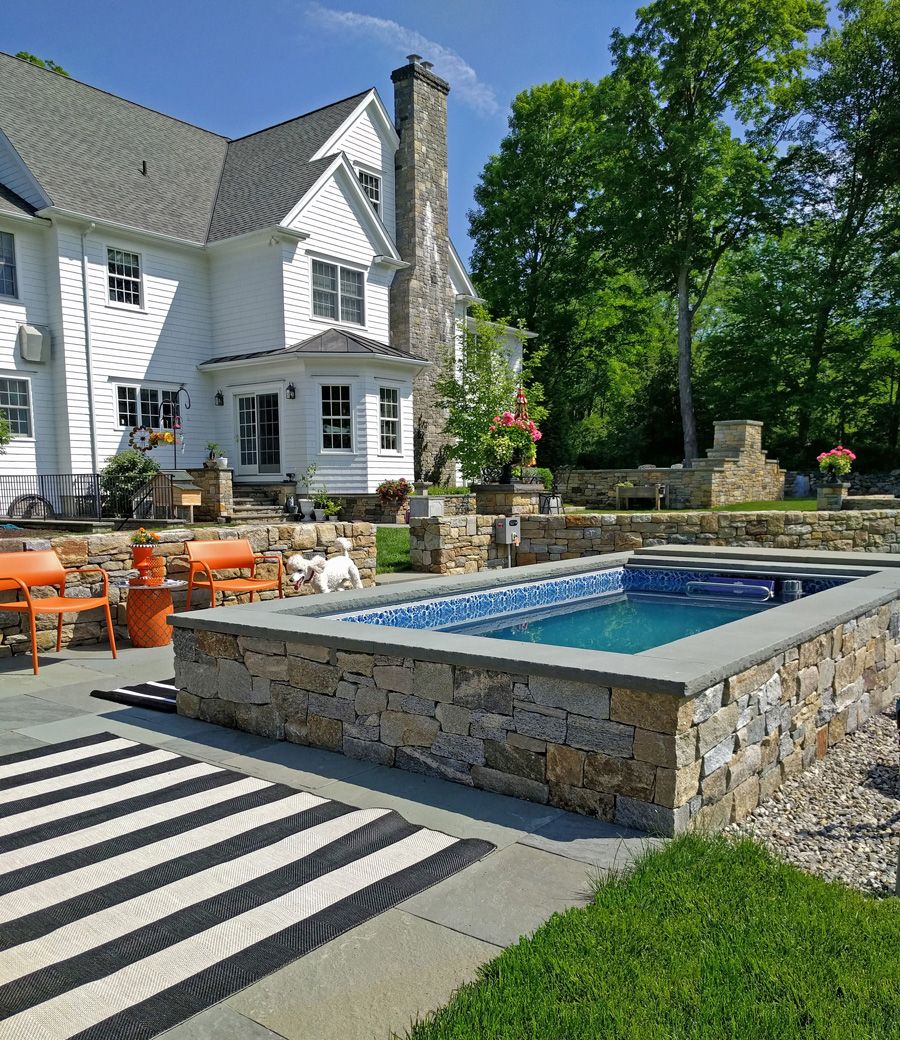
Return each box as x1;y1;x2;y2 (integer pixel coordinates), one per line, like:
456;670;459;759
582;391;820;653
200;327;426;366
0;52;227;242
206;93;369;242
0;183;35;218
0;53;375;244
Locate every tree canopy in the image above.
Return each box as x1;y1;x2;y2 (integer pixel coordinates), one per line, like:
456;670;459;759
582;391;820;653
468;0;899;471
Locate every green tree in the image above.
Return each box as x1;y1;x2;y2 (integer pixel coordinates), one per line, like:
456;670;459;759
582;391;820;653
782;0;900;450
0;410;10;454
434;307;545;482
99;450;160;517
597;0;826;462
468;81;671;467
15;52;69;76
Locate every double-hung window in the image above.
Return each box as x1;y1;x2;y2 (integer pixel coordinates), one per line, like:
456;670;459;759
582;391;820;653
311;260;364;326
358;171;381;215
0;232;17;298
321;385;352;451
116;384;180;428
0;377;31;436
379;386;400;452
107;248;143;307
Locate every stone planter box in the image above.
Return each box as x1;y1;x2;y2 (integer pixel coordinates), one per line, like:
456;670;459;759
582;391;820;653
474;483;541;516
817;485;849;510
408;496;445;518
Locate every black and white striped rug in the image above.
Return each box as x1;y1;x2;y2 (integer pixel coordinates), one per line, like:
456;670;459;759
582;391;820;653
90;679;178;713
0;733;494;1039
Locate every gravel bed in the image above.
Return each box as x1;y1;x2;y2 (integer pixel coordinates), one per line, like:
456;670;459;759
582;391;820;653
730;709;899;897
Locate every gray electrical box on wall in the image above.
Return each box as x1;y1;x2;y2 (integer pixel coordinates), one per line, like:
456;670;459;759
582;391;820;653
17;324;52;363
494;516;521;545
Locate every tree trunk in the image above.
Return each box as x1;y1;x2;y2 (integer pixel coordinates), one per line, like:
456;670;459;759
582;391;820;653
677;266;698;464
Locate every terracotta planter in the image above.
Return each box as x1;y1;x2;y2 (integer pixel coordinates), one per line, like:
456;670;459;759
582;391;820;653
131;545;160;585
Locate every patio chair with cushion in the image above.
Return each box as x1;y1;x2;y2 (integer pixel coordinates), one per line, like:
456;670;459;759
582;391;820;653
0;549;117;674
185;538;284;609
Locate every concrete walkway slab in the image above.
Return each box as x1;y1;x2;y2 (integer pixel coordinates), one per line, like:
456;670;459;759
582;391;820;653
227;909;500;1040
519;811;662;869
316;765;563;851
399;842;596;948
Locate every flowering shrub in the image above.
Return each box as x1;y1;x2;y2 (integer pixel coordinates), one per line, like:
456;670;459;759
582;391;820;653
484;411;542;467
817;445;856;478
130;527;161;546
376;478;413;506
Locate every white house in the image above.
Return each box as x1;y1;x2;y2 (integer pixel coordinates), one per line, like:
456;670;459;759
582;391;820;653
0;51;521;505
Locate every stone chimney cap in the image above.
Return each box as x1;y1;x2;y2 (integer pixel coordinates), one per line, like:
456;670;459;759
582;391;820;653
421;60;434;70
407;53;423;64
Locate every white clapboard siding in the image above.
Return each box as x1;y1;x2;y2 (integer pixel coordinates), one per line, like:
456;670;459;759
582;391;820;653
83;234;218;468
0;218;57;477
331;103;397;242
285;173;392;346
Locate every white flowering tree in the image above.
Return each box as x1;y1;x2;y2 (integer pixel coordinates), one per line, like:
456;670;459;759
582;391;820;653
435;306;546;482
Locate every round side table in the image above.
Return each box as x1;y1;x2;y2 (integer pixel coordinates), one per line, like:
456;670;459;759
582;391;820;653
113;578;187;648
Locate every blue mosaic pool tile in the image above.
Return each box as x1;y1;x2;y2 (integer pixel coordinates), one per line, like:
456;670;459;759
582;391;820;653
332;566;852;631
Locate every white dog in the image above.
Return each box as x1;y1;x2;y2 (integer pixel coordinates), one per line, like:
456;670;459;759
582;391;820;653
288;537;363;594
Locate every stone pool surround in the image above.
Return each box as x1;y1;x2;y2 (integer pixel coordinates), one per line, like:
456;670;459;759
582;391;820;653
170;547;900;836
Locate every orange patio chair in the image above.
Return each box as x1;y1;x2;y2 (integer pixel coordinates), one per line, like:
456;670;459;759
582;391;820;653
0;549;117;675
185;539;284;609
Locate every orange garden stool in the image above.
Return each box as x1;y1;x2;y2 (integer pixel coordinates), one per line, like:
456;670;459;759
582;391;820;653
185;539;283;609
0;549;117;674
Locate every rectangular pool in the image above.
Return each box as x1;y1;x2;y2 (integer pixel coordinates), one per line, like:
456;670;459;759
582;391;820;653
333;565;846;655
450;592;773;654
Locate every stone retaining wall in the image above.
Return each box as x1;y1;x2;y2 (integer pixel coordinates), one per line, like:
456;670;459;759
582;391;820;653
0;523;375;657
173;598;898;835
562;419;784;509
787;469;900;497
411;510;900;574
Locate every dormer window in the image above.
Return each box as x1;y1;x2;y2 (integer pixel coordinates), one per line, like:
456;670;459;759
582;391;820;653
358;171;381;215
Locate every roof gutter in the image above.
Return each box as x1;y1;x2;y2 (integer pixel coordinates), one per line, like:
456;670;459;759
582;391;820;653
37;206;206;251
79;222;99;474
0;209;51;227
198;351;429;373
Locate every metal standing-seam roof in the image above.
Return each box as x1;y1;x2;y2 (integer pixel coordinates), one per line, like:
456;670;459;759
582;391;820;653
0;52;375;245
200;328;427;367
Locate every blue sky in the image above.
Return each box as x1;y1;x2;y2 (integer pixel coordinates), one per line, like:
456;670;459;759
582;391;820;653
2;0;641;260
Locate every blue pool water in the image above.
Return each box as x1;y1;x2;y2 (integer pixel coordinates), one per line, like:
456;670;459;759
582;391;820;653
451;592;772;654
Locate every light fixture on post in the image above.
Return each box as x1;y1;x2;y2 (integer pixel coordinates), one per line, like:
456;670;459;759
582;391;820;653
214;390;224;407
285;382;296;400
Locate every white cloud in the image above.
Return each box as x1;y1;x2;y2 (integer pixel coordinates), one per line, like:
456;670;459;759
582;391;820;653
307;3;501;117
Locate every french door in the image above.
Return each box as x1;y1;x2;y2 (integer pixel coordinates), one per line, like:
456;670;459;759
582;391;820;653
235;392;281;475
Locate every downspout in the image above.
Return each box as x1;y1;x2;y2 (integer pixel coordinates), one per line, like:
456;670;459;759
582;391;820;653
79;223;99;475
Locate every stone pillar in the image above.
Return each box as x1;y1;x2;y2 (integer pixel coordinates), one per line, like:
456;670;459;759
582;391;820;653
473;484;541;516
390;55;454;485
186;466;233;522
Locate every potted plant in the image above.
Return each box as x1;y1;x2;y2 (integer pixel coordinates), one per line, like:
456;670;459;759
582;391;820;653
483;411;542;484
317;497;343;521
816;445;856;510
130;527;161;585
298;463;318;521
205;442;227;469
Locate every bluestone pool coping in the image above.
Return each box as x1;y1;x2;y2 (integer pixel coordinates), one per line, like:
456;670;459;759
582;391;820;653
170;547;900;697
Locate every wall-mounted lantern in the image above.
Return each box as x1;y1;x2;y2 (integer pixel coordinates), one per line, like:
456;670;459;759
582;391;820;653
214;390;224;407
286;383;296;400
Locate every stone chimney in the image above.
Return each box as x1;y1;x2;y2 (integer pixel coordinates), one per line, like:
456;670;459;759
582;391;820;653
390;54;453;483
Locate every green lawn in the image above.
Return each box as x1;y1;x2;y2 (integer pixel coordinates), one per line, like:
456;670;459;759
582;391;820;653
404;835;900;1040
376;525;411;573
714;498;817;511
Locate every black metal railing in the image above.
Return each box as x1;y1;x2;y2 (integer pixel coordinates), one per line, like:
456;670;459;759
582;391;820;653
0;473;176;522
